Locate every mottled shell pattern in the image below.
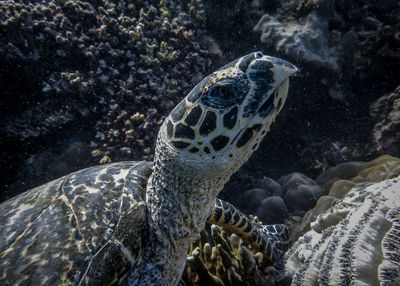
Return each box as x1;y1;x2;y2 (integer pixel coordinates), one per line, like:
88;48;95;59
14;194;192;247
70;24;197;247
0;162;152;285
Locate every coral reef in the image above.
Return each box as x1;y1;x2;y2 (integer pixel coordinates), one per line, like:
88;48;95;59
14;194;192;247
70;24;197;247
0;0;211;164
259;177;284;197
295;138;367;174
251;1;399;170
253;0;400;77
242;186;288;224
254;1;342;71
204;0;399;192
290;155;400;243
182;223;283;286
224;156;399;242
316;154;400;195
371;85;400;157
283;175;400;286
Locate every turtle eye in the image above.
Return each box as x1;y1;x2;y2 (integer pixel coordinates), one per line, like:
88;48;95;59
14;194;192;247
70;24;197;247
214;85;235;100
201;79;247;110
255;51;263;59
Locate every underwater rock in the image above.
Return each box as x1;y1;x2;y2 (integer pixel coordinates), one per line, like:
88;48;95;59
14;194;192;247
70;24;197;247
255;196;289;225
240;180;288;225
284;175;400;286
255;12;332;70
350;154;400;183
233;174;320;226
242;188;268;211
315;161;365;194
252;0;400;130
278;172;322;214
226;156;399;239
253;0;400;76
371;85;400;157
258;177;284;197
253;0;349;72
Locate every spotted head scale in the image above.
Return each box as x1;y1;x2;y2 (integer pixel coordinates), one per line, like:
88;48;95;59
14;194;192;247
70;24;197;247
158;51;298;180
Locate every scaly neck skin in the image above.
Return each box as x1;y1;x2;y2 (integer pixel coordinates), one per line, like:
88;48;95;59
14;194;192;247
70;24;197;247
129;138;230;286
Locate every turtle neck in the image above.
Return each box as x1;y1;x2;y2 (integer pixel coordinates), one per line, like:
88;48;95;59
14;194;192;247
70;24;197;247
128;128;230;286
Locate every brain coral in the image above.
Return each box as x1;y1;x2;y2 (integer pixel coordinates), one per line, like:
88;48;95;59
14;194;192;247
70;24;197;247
289;155;400;242
284;175;400;285
0;0;211;163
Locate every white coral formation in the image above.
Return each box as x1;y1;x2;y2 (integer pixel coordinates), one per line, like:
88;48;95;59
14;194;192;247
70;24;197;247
284;176;400;285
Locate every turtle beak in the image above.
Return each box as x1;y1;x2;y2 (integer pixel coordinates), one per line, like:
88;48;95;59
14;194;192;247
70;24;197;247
246;54;297;118
265;55;298;88
268;57;297;114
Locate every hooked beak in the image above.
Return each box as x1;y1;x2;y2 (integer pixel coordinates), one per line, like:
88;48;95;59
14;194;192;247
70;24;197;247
269;57;297;114
247;54;297;118
265;55;298;88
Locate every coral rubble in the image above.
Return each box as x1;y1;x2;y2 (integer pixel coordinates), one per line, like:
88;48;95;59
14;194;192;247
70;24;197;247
284;175;400;286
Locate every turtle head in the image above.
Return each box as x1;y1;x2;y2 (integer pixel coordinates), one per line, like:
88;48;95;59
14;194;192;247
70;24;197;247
157;51;297;179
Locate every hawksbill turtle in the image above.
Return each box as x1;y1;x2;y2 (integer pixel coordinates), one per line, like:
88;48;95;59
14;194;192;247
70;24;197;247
0;52;297;285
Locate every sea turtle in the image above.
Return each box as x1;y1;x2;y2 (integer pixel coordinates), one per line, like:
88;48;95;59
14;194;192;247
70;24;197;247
0;52;297;285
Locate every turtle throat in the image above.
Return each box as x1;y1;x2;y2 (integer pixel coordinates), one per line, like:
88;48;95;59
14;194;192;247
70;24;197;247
141;136;228;285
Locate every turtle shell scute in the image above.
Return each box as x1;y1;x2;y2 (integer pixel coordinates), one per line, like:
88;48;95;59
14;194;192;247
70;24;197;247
0;161;153;285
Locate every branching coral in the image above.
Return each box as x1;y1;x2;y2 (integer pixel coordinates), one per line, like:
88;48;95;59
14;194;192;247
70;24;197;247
0;0;211;163
183;223;282;286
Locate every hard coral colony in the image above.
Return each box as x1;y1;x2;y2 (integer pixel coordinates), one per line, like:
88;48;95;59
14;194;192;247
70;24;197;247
0;0;211;162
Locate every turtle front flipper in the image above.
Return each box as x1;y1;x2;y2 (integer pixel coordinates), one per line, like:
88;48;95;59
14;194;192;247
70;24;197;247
207;198;290;264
